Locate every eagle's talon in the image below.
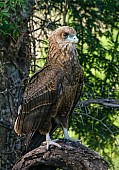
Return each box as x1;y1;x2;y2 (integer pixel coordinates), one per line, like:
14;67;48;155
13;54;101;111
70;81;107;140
46;140;61;150
45;133;61;150
76;139;82;144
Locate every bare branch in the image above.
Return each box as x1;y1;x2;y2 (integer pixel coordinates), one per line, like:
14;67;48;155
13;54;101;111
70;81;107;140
78;99;119;108
0;120;13;130
79;113;114;136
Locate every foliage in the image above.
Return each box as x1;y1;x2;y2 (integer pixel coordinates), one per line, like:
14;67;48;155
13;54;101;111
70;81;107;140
0;0;119;169
32;0;119;169
67;2;119;168
0;0;25;37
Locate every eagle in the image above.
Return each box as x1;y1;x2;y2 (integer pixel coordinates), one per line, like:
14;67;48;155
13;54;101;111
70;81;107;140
14;26;83;150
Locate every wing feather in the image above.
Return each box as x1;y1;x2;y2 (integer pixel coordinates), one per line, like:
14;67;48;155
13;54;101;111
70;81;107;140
70;66;84;115
14;65;63;135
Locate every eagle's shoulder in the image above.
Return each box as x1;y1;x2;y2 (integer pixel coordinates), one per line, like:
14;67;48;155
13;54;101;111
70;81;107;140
24;65;64;102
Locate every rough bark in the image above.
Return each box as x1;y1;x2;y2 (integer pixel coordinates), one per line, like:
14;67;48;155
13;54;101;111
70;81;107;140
0;1;35;169
0;34;30;169
12;140;108;170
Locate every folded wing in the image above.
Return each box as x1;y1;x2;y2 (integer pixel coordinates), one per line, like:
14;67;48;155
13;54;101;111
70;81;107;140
14;65;63;135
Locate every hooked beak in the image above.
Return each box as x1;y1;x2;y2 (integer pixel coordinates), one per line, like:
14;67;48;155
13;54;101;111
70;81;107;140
72;35;79;43
65;34;79;44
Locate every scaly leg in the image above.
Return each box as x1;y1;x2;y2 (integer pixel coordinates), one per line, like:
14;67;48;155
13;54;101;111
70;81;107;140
63;127;80;142
63;127;70;140
43;133;61;150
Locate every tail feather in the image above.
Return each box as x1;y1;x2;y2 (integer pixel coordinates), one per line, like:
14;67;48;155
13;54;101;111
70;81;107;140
22;120;57;155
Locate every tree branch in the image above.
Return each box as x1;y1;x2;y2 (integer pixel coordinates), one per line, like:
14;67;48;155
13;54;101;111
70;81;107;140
0;120;13;130
12;140;108;170
78;99;119;108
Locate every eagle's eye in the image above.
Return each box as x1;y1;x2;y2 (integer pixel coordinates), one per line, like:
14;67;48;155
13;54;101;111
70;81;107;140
63;32;69;38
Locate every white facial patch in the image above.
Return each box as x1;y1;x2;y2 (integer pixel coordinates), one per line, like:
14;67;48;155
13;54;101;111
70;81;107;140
65;34;79;43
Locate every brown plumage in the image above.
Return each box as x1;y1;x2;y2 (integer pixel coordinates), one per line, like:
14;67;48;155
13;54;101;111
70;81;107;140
14;26;83;149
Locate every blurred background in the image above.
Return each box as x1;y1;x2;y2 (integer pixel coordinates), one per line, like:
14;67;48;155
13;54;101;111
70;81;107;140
0;0;119;169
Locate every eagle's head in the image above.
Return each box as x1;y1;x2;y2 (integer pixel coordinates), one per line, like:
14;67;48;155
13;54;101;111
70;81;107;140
47;26;79;65
49;26;78;45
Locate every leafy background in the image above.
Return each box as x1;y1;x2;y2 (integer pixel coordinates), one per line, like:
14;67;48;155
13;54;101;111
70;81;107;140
0;0;119;169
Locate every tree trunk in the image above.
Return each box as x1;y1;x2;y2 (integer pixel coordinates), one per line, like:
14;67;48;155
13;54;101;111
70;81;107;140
12;140;108;170
0;0;36;169
0;33;31;169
